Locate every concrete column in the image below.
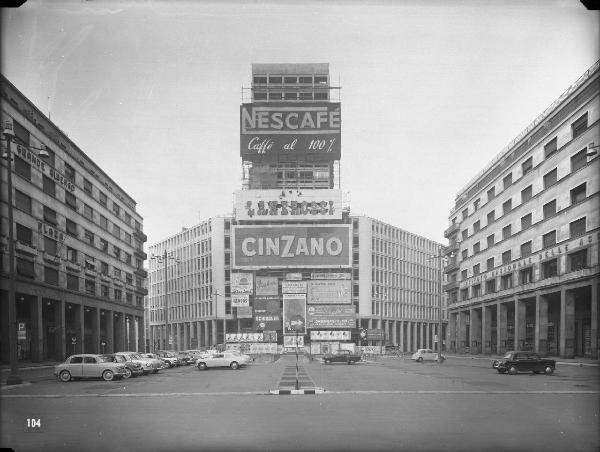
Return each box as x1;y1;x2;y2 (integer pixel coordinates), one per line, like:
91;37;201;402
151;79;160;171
106;311;114;353
560;289;575;358
413;321;419;350
78;304;85;354
458;312;467;353
515;298;526;351
204;321;209;347
138;317;144;352
448;313;456;353
482;305;492;355
591;282;598;360
535;293;549;356
183;322;189;350
129;316;136;351
174;323;180;351
470;308;482;354
212;319;217;346
406;322;412;352
392;320;397;346
399;321;404;352
497;302;507;354
425;323;430;349
93;308;100;354
368;318;373;329
32;296;43;362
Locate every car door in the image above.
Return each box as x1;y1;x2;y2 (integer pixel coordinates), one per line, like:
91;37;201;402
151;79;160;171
82;356;98;377
209;353;224;368
67;356;84;377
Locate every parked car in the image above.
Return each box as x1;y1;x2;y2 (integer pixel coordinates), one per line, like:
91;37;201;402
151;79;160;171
322;349;362;365
155;351;181;367
411;349;445;363
54;354;128;382
196;351;252;370
177;351;196;366
102;354;144;378
115;352;161;374
492;351;556;375
140;353;169;369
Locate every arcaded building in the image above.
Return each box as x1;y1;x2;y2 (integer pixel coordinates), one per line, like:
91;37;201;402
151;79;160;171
1;74;147;362
444;61;599;359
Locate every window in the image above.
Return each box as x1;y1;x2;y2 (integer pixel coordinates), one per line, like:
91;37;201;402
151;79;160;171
487;234;495;248
473;242;480;254
85;279;96;295
84;229;94;245
43;175;56;197
113;245;121;259
16;257;35;278
124;253;131;265
101;261;109;275
502;250;512;264
268;76;282;84
473;263;480;275
473;198;480;211
520;241;532;258
462;249;468;260
43;206;57;225
67;274;79;290
16;223;33;245
253;92;267;101
69;356;83;364
544;137;557;158
113;267;122;278
568;249;587;271
502;199;512;215
501;273;512;290
113;224;121;239
520;267;533;284
487;210;495;225
521;157;533;176
502;224;512;240
570;183;586;204
99;238;108;253
126;292;133;304
101;285;110;298
83;178;93;195
314;75;327;84
543;168;557;189
126;273;133;285
503;173;512;190
44;266;59;286
299;92;313;100
570;148;587;173
460;288;469;301
15;190;32;213
461;230;468;240
543;200;557;219
44;237;58;255
473;220;480;233
112;203;120;216
64;163;75;182
83;204;93;220
114;289;122;301
542;230;556;248
521;213;532;230
486;257;494;271
124;232;132;245
99;191;107;207
472;284;481;297
542;259;558;279
462;209;468;220
253;76;267;84
461;269;468;280
67;247;78;263
124;211;131;225
99;214;108;230
65;191;77;210
14;157;30;180
487;186;495;201
314;92;328;100
521;185;532;203
284;92;297;101
571;112;588;138
486;279;496;293
569;217;586;238
66;219;78;237
283;76;297;84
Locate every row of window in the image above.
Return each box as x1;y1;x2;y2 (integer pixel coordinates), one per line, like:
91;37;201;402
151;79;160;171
253;91;329;101
253;75;328;85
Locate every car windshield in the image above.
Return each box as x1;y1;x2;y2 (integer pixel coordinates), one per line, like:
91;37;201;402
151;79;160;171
130;354;143;359
98;355;114;363
503;352;513;359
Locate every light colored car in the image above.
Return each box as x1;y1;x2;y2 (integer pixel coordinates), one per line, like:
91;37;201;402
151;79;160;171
115;352;160;374
196;351;252;370
141;353;169;369
411;349;445;363
54;354;128;382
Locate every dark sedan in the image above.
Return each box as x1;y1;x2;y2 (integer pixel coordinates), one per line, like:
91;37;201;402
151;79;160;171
492;351;556;375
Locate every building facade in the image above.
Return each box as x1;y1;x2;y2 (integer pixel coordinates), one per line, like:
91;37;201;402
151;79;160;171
444;61;600;359
1;75;148;363
146;64;444;354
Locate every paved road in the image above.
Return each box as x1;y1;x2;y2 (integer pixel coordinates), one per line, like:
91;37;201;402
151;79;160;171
1;356;598;452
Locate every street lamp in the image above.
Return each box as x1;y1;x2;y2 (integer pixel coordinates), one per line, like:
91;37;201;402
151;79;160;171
150;250;179;351
2;120;49;385
429;247;453;363
212;290;226;351
374;289;387;355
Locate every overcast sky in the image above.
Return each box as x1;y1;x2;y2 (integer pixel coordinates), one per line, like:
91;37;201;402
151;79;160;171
1;0;598;247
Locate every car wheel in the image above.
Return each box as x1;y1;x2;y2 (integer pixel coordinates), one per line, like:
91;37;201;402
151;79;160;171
197;362;207;370
59;370;72;382
508;366;518;375
230;361;240;370
417;357;423;363
497;369;506;374
152;369;158;374
544;366;554;375
324;359;332;365
102;370;115;381
123;368;132;379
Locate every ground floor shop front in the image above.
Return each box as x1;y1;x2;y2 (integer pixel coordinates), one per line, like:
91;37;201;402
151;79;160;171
447;277;598;359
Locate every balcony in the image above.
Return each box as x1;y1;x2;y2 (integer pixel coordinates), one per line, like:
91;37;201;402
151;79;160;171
100;273;111;283
65;260;81;272
445;259;459;273
443;280;458;291
134;248;148;260
444;222;460;238
15;241;37;256
113;278;124;287
134;267;148;278
135;287;149;296
133;228;147;242
43;252;60;265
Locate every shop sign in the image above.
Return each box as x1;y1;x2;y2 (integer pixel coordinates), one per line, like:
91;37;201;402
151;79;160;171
236;306;253;318
253;296;281;331
250;343;278;354
256;276;278;296
366;329;384;340
17;322;26;340
38;221;66;242
310;330;351;341
232;224;352;269
282;281;307;294
231;294;250;308
233;189;342;221
308;280;351;304
284;335;304;348
240;102;341;162
306;305;356;328
231;272;253;294
10;142;76;192
226;333;263;342
311;272;351;280
286;273;303;280
283;294;306;334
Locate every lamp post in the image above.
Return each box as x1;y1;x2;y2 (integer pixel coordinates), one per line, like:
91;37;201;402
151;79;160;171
212;290;226;351
429;247;453;363
375;289;387;355
2;121;49;385
151;250;179;351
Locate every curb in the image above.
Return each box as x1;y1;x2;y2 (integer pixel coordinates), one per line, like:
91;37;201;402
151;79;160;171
0;382;33;391
270;388;325;395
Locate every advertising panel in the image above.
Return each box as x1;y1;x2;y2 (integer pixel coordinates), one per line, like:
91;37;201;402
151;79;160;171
255;276;278;296
231;294;250;308
310;330;351;341
232;224;352;269
306;305;356;328
282;281;307;294
311;272;351;280
236;306;253;318
233;189;342;222
253;296;281;331
283;294;306;334
250;343;278;354
240;102;341;162
284;335;304;348
307;280;352;304
231;272;254;294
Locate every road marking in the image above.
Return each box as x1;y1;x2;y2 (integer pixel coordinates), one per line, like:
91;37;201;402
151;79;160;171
1;389;599;398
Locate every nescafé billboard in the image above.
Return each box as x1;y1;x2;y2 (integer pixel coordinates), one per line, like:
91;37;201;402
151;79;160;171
232;225;352;269
240;102;341;162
